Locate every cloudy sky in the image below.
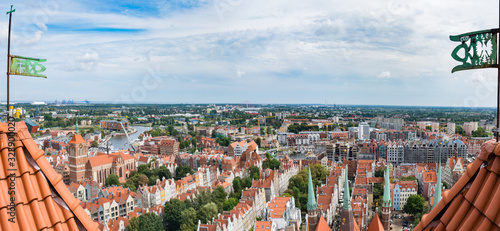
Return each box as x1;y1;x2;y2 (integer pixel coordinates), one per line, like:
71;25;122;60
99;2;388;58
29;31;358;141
0;0;498;106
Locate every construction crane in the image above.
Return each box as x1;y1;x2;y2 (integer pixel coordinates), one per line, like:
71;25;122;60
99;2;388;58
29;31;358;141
324;122;333;141
258;116;275;136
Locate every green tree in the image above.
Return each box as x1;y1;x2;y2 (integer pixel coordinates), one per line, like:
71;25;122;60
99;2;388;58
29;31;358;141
255;137;261;148
121;181;136;191
176;165;194;179
232;177;242;193
163;199;186;231
105;174;120;186
404;194;425;217
472;127;489;137
149;175;159;186
372;183;384;207
127;216;140;231
138;164;151;176
180;207;197;231
223;197;239;211
138;174;149;186
400;176;417;181
375;169;384;177
248;165;260;180
211;186;227;212
132;212;163;231
287;164;328;213
197;202;218;224
156;166;173;180
194;190;212;210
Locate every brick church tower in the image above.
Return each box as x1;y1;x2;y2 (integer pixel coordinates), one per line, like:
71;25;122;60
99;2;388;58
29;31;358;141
69;124;88;183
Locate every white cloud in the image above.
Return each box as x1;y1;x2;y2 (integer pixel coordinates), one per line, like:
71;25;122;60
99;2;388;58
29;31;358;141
236;69;245;78
58;51;99;72
377;71;392;79
0;0;496;106
23;30;43;45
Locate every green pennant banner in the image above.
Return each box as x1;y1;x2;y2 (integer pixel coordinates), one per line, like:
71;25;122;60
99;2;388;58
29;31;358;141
450;29;498;73
9;55;47;78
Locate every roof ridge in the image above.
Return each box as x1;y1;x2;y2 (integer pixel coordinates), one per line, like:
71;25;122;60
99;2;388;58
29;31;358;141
12;122;99;231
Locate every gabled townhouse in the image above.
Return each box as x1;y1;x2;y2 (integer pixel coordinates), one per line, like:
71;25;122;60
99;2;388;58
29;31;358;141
392;180;417;210
68;182;87;202
265;197;302;230
443;156;465;188
198;188;267;231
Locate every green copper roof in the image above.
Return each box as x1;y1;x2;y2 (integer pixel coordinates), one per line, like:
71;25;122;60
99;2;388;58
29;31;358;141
343;166;350;209
75;119;79;134
382;163;391;207
307;166;317;211
433;161;442;208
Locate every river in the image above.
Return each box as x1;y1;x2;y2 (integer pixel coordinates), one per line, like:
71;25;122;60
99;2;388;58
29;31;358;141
109;126;151;151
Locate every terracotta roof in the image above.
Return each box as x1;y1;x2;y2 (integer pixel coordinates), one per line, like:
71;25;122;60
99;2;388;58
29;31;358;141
255;221;272;230
367;213;384;231
423;171;437;183
415;139;500;231
354;219;361;231
68;133;85;144
315;215;330;231
0;122;99;231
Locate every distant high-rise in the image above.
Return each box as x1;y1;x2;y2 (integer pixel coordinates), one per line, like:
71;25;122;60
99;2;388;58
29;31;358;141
358;122;370;140
447;122;456;135
431;122;440;132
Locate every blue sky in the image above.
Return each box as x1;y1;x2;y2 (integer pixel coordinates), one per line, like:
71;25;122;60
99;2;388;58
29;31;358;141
0;0;498;106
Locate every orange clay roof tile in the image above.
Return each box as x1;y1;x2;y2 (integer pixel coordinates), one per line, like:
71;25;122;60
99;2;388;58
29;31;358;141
414;139;500;231
68;133;85;144
0;122;99;231
367;213;384;231
315;215;330;231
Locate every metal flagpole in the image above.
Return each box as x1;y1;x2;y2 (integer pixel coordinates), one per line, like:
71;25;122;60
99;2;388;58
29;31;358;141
497;0;500;142
6;5;14;120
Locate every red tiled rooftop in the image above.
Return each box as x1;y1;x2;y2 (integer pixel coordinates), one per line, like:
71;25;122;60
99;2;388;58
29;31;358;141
315;215;330;231
415;139;500;231
367;213;384;231
68;133;85;144
255;221;272;230
0;122;99;231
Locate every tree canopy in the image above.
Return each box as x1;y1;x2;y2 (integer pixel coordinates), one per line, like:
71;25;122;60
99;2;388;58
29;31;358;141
105;174;120;186
404;194;426;221
176;165;194;179
127;212;163;231
284;164;327;214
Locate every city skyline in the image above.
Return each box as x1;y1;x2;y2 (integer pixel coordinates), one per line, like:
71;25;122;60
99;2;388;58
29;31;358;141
0;0;498;106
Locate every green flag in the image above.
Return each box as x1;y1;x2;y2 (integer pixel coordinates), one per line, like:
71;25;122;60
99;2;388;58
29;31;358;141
450;29;498;73
9;55;47;78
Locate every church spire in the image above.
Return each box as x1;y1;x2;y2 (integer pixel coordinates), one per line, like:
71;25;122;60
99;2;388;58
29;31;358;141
433;161;442;208
340;165;355;231
381;163;392;231
75;119;79;134
307;166;317;211
343;166;350;209
382;163;391;207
